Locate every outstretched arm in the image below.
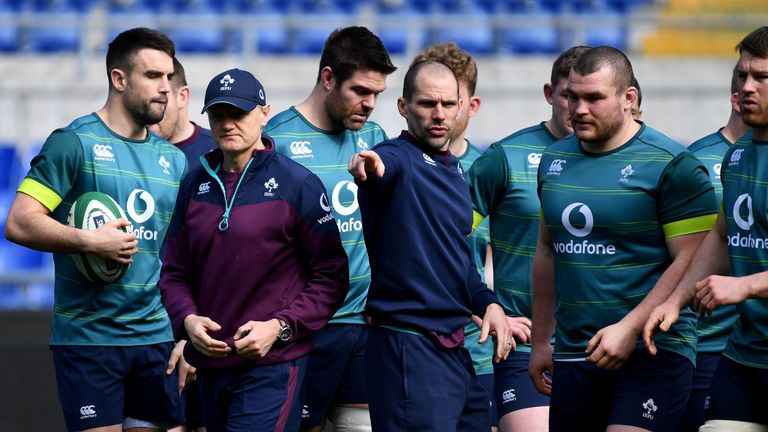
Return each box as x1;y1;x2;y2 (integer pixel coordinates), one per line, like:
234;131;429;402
348;150;385;181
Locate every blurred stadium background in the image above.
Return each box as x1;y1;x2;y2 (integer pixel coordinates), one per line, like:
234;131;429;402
0;0;766;429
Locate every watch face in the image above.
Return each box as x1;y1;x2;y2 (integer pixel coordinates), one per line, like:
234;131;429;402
279;322;292;341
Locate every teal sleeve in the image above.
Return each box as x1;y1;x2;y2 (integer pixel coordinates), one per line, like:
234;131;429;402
467;142;508;218
657;152;718;230
24;129;83;209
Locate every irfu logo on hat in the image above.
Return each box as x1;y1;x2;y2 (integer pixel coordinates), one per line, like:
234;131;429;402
220;74;235;91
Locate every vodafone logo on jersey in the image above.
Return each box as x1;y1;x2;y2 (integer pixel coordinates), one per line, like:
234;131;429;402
561;202;593;237
733;193;754;231
552;202;616;255
728;193;768;249
332;180;362;233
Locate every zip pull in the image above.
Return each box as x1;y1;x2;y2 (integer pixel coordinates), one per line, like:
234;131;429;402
218;215;229;232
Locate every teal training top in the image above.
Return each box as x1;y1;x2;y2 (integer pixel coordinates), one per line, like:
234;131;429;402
688;129;739;353
538;123;717;364
265;107;387;324
18;113;187;346
721;134;768;369
459;141;494;376
468;122;557;355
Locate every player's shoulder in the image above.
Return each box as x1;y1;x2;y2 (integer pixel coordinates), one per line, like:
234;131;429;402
495;123;553;147
688;130;727;153
265;107;302;133
634;124;688;158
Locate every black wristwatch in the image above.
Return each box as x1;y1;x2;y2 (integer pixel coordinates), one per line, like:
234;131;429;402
277;319;292;342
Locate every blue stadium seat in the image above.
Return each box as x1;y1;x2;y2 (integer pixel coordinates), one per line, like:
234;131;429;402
25;13;81;52
0;11;20;53
0;144;21;191
290;12;351;54
0;241;52;310
428;1;496;54
585;25;627;49
164;18;227;53
503;14;560;54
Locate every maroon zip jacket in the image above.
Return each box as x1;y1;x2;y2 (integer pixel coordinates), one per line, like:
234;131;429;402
159;137;349;369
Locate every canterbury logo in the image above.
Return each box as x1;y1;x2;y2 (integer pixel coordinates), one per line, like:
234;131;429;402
290;141;312;157
93;144;114;160
80;405;96;418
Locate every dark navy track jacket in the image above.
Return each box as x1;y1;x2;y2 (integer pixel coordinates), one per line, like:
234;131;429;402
358;131;499;338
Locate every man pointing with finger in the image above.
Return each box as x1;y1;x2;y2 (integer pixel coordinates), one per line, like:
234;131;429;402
348;59;511;432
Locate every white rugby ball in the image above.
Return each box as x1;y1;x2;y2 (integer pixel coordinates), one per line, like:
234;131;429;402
67;191;130;284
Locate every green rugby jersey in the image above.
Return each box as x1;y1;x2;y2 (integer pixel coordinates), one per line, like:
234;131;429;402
538;124;717;363
688;130;739;353
265;107;386;324
720;134;768;368
468;123;557;355
18;113;187;346
459;141;493;376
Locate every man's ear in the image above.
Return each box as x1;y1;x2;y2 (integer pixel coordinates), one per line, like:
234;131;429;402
468;96;482;118
397;97;407;119
178;86;190;109
111;68;127;92
320;66;335;91
543;83;554;105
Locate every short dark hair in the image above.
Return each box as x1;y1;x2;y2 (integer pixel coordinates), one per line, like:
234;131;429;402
551;45;590;88
170;57;188;91
631;75;642;107
731;65;739;94
106;27;175;86
412;42;477;96
736;26;768;58
402;60;457;102
572;46;634;95
317;26;397;85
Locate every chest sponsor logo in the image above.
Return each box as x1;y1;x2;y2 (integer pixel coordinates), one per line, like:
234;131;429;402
332;180;363;233
619;164;634;183
289;141;313;158
728;148;744;167
727;193;768;249
423;153;436;166
713;163;721;179
93;144;115;162
554;202;615;255
264;177;279;197
457;163;463;175
317;193;333;225
527;153;542;168
547;159;566;176
125;189;158;241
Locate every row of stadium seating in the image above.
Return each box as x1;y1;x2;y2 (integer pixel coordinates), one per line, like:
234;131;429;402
0;15;631;54
1;0;652;14
0;0;650;54
0;144;54;310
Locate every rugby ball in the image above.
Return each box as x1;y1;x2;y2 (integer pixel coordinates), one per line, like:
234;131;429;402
67;192;130;284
